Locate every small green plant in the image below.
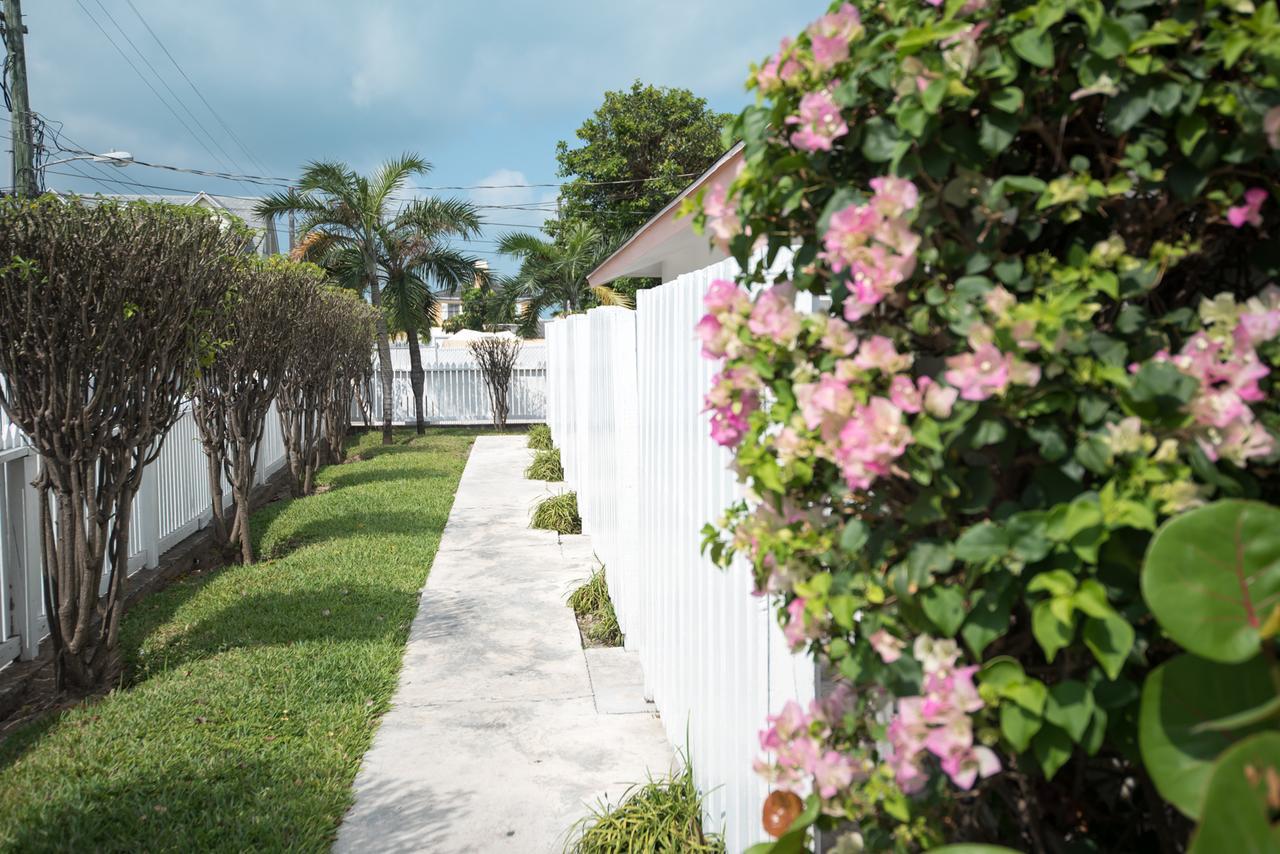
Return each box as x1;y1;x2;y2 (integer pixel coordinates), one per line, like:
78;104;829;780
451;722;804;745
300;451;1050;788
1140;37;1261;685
525;448;564;481
528;424;553;450
568;565;623;647
568;762;724;854
532;491;581;534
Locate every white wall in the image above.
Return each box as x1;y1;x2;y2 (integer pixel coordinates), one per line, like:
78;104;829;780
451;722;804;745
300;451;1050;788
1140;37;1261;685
545;259;815;853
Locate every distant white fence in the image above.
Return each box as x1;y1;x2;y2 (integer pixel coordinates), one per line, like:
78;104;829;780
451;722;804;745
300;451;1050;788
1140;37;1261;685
356;342;547;426
545;260;815;853
0;401;288;671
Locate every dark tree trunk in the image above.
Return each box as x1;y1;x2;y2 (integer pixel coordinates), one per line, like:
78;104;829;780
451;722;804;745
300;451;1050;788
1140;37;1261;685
366;252;395;445
406;326;426;434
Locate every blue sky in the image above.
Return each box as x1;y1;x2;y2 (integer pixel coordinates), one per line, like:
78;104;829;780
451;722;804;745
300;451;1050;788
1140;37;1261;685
17;1;815;271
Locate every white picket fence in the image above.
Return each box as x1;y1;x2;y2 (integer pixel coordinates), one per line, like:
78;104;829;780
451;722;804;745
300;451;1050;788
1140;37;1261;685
0;401;288;670
356;342;547;426
545;259;816;853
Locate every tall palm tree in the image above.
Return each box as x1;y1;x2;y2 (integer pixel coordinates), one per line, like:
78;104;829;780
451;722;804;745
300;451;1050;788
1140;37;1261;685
380;198;483;434
497;221;631;321
256;154;429;444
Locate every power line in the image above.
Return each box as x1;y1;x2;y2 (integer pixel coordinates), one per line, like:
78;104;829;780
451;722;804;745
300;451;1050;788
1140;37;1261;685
73;0;255;194
122;0;273;177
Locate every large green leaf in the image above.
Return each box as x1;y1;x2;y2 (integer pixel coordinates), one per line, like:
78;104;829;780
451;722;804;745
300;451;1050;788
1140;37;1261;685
1138;653;1277;819
1142;500;1280;663
1189;732;1280;854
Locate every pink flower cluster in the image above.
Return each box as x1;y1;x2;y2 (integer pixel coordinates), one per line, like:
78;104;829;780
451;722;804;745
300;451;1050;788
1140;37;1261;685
806;4;862;70
706;366;760;447
755;684;866;799
885;636;1001;794
748;283;803;345
757;37;801;93
787;89;849;153
696;279;751;359
1145;290;1280;465
701;182;741;250
1228;187;1268;229
821;178;922;319
944;343;1041;401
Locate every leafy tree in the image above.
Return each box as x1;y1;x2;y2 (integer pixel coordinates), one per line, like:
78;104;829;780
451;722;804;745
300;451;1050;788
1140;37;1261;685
0;197;239;691
192;256;324;564
555;80;732;239
256;154;430;445
498;221;631;320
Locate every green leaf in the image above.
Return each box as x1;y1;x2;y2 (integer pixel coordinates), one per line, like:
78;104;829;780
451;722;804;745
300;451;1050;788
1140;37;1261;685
862;118;903;162
930;846;1024;853
1083;613;1134;680
921;586;966;637
1001;702;1043;752
1032;723;1075;779
1032;599;1076;662
1177;113;1209;158
1191;694;1280;735
1142;500;1280;664
1125;361;1198;425
1011;29;1054;68
1028;569;1078;598
1045;680;1097;742
963;584;1014;658
979;113;1020;156
989;87;1024;114
1189;733;1280;854
955;522;1009;562
841;518;870;553
1139;653;1277;819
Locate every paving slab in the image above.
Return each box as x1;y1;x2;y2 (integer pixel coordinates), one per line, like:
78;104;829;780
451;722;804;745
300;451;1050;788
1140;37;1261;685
335;435;672;854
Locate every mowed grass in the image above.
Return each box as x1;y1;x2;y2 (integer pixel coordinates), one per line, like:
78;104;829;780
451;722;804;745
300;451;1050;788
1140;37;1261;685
0;428;476;853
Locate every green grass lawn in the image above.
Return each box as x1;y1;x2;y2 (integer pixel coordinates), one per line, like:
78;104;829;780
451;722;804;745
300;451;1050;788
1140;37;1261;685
0;428;476;853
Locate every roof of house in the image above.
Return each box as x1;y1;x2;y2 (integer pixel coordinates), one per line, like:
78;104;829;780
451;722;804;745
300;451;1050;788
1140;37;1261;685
587;142;744;286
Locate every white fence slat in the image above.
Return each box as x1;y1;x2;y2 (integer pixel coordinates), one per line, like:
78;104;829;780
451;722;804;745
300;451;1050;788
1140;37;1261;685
545;262;816;852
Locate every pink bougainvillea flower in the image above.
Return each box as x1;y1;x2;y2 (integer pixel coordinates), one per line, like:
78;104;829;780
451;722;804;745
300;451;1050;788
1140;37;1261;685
869;629;905;663
820;315;860;356
783;597;814;650
757;38;801;93
922;377;959;419
1227;187;1268;229
984;285;1016;318
748;283;802;344
695;314;724;358
702;183;741;249
853;335;913;374
821;179;921;316
795;373;854;433
836;397;913;490
807;3;862;70
944;344;1012;401
1265;105;1280;150
786;90;849;152
889;375;923;414
869;176;920;219
704;278;748;315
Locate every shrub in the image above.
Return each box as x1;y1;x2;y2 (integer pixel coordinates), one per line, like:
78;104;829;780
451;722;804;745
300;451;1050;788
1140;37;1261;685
468;335;522;430
0;197;240;690
568;762;724;854
695;1;1280;851
568;565;623;647
532;492;581;534
526;448;565;481
528;423;554;450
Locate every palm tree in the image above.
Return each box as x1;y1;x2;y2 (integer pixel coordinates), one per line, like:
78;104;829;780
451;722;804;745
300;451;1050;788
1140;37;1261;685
497;221;631;320
380;198;483;434
256;154;429;444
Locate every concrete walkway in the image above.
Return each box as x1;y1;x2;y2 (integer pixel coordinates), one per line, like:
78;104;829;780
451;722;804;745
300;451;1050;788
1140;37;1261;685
335;436;673;853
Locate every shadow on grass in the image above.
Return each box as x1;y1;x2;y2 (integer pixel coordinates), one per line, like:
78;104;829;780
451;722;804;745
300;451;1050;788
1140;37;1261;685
323;463;460;492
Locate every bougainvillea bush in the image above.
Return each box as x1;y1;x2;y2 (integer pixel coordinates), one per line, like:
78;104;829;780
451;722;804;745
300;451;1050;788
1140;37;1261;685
695;1;1280;851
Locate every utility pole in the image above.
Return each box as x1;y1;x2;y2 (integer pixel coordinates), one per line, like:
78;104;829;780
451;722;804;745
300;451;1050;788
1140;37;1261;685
2;0;37;196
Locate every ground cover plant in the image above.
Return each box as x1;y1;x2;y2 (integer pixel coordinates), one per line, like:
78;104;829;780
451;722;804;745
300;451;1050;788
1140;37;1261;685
695;1;1280;851
527;448;566;481
528;423;554;450
0;429;475;852
568;565;623;647
532;491;582;535
567;762;725;854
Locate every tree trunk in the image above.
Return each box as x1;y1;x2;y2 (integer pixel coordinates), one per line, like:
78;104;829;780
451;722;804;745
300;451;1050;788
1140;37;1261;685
406;326;426;434
365;251;394;445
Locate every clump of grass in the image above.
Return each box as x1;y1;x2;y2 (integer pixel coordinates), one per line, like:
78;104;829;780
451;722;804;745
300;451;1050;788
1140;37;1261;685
532;491;581;534
525;448;564;481
568;762;724;853
528;424;553;450
568;565;622;647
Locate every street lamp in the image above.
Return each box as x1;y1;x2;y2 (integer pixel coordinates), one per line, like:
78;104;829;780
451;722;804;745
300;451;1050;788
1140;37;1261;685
44;150;134;168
